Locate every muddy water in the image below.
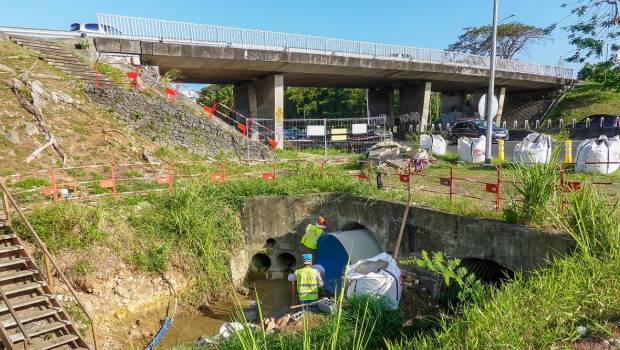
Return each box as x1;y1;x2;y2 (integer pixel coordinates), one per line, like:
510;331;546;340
158;278;292;348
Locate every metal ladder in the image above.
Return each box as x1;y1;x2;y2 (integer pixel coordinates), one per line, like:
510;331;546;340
0;182;97;350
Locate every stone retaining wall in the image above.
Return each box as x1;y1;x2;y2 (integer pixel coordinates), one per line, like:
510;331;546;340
86;86;271;159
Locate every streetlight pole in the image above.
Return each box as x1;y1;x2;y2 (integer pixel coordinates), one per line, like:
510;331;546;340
484;0;499;165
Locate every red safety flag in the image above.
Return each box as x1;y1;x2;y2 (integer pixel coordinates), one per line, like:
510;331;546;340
439;177;452;187
485;183;498;193
236;123;247;133
203;105;215;114
268;139;278;148
41;187;56;196
156;175;172;184
165;87;176;96
357;174;369;181
399;174;410;183
563;181;581;192
210;173;226;183
127;71;138;79
99;179;115;188
262;173;276;181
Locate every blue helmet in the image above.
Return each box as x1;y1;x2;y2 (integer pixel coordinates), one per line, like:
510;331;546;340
302;253;313;263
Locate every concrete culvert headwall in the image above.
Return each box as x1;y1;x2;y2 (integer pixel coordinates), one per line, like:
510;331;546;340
251;253;272;272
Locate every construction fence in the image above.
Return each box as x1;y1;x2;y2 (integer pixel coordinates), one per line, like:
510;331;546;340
3;157;618;214
253;117;390;154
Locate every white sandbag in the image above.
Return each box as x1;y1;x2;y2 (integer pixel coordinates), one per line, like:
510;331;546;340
513;132;552;164
420;134;447;156
575;135;620;174
458;136;486;163
345;253;401;310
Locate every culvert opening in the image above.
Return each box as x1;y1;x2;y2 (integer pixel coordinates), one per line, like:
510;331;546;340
341;222;367;231
460;258;514;285
266;238;276;249
275;252;296;271
251;253;272;272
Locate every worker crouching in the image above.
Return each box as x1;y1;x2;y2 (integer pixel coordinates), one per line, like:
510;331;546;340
300;216;327;250
288;254;323;307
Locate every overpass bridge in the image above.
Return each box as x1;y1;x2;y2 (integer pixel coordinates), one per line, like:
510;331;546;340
1;14;575;146
89;14;574;143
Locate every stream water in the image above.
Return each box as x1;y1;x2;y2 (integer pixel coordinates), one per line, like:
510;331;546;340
157;278;292;348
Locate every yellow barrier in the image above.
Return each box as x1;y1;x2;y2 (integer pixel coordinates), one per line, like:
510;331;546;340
564;140;572;164
498;139;505;162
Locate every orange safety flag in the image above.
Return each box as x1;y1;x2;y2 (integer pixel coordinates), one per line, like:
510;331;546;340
210;173;226;183
563;181;581;192
41;187;56;196
100;179;115;188
268;139;278;148
127;71;138;79
357;174;368;181
165;87;176;96
399;174;410;183
262;173;276;181
203;105;215;114
236;123;247;133
156;175;172;184
485;183;498;193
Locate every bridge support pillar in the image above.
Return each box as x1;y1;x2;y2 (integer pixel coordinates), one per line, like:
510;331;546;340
495;87;507;126
233;82;257;119
255;74;284;148
400;82;432;132
368;87;395;128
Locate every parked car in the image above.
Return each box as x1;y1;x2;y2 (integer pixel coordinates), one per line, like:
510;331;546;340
570;114;620;128
70;23;122;35
283;128;308;141
448;120;508;144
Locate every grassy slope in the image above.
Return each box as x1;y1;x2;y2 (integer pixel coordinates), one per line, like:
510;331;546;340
546;83;620;122
0;39;213;176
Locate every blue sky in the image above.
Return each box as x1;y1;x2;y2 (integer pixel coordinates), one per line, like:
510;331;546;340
0;0;579;70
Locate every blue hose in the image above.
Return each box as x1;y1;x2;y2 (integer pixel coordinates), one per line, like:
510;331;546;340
145;316;172;350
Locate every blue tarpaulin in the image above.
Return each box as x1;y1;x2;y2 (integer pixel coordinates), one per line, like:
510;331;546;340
315;229;382;294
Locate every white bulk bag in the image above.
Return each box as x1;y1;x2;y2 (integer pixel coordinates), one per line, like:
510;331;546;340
345;253;401;310
420;134;447;156
575;135;620;174
513;132;552;164
458;136;486;163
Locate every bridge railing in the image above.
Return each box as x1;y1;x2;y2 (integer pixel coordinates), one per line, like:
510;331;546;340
95;13;573;80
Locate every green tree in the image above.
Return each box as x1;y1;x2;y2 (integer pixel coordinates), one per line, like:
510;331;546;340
448;22;552;59
197;84;233;107
284;87;366;118
578;61;620;89
563;0;620;63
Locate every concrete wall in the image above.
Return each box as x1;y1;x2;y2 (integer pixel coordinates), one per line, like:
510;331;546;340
368;87;395;126
86;86;271;159
254;74;284;148
231;193;574;284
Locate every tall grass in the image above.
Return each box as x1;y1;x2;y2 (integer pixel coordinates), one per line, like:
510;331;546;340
209;294;403;350
503;151;560;225
386;186;620;349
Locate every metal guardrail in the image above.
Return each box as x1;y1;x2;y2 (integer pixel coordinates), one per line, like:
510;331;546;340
0;26;81;38
96;13;574;80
